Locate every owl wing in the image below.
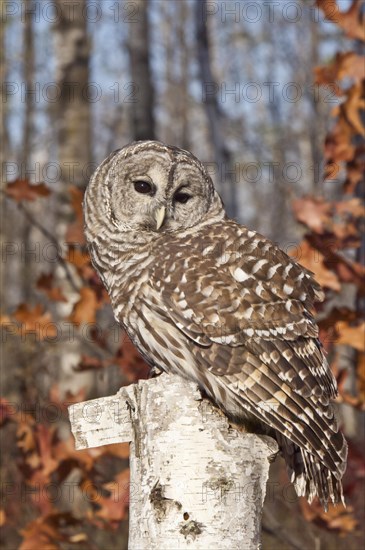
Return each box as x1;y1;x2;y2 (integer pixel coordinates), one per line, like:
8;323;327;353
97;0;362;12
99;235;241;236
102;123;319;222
154;221;336;395
149;221;347;499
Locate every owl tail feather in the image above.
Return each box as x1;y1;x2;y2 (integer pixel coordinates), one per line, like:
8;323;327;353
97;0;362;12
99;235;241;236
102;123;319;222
275;432;345;511
294;450;345;511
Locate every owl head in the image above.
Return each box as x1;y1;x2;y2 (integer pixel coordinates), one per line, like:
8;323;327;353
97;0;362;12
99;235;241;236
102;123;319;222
84;141;225;244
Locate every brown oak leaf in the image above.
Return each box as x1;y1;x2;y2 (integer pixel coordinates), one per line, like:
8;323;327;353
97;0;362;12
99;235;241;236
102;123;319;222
292;197;332;233
5;179;50;202
36;273;67;302
316;0;365;41
13;304;57;340
69;288;98;325
336;321;365;351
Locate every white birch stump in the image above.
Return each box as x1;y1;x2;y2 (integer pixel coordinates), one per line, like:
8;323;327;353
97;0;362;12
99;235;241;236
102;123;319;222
69;373;277;550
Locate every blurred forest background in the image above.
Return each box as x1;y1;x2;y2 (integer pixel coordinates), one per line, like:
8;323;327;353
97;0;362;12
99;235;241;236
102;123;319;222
1;0;364;548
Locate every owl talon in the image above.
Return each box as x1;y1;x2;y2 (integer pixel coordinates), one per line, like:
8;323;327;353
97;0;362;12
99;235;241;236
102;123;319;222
268;450;280;463
149;366;164;379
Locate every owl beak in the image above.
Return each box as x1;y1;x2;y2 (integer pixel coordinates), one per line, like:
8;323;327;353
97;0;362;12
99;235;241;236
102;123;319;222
154;206;166;230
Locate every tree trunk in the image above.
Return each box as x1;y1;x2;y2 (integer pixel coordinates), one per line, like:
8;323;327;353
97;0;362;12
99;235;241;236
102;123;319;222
0;17;8;174
52;0;93;396
195;0;238;219
177;0;190;150
128;0;155;141
0;3;10;309
20;1;36;302
0;18;5;308
53;0;92;189
69;373;277;549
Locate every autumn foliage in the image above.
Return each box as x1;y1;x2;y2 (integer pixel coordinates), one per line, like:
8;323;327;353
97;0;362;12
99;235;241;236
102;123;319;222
1;187;148;545
292;1;365;411
1;0;364;547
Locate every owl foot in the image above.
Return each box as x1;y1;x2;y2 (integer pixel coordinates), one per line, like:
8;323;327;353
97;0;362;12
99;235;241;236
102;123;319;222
268;450;280;463
149;366;164;379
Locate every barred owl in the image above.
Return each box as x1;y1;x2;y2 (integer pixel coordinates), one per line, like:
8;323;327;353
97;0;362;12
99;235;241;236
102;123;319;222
84;140;347;509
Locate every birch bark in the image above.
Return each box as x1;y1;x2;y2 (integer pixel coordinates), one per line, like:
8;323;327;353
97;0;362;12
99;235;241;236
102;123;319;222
69;373;277;550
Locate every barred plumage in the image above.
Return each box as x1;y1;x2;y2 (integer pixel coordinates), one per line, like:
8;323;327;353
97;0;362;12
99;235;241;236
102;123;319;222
84;140;347;509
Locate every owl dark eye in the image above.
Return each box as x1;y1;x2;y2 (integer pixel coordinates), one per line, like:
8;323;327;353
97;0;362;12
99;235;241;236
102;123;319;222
134;180;153;194
174;192;191;204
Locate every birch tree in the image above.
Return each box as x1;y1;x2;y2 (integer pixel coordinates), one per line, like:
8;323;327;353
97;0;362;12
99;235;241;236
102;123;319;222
53;0;92;189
